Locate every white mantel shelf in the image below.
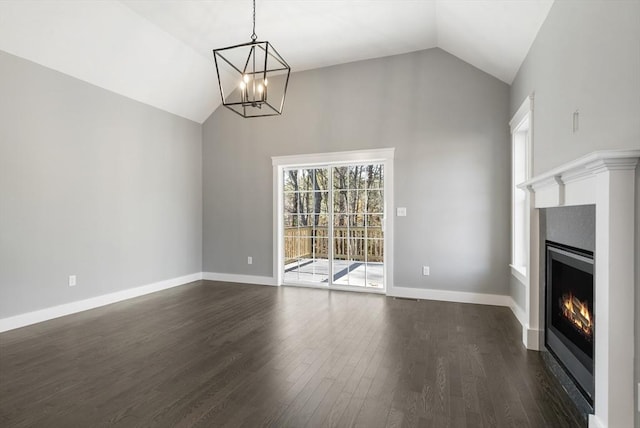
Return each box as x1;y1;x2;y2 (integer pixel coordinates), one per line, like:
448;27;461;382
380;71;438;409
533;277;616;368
519;149;639;428
519;149;640;208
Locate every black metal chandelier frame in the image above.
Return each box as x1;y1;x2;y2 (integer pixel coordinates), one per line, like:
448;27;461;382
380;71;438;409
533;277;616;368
213;0;291;118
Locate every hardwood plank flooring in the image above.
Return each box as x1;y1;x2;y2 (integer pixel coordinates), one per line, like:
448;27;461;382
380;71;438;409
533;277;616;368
0;281;585;427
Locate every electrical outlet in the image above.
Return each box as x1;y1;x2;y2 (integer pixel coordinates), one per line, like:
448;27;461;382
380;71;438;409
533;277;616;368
396;207;407;217
422;266;430;276
68;275;77;287
247;256;253;265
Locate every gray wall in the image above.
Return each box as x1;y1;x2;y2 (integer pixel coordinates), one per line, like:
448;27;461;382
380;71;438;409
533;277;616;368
509;1;640;425
0;51;203;318
203;48;511;295
510;0;640;174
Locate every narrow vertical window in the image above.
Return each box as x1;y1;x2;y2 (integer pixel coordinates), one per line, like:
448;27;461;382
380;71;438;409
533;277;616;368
512;127;528;270
510;96;532;278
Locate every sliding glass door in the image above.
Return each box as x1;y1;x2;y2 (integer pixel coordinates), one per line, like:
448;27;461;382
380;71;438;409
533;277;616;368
282;163;385;290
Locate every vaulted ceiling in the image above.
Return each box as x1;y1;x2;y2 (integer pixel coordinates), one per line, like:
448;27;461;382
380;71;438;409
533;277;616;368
0;1;554;123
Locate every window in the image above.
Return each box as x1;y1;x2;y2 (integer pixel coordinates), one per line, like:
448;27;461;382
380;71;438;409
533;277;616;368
510;96;533;279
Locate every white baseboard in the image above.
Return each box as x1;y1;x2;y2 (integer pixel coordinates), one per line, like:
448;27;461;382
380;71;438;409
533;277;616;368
0;272;203;333
202;272;277;286
508;299;542;350
509;297;527;327
506;298;544;350
523;325;543;351
388;286;512;307
588;414;604;428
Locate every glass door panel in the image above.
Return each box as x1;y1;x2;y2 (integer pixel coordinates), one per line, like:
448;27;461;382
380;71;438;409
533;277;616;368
283;168;329;284
330;163;384;289
283;163;384;290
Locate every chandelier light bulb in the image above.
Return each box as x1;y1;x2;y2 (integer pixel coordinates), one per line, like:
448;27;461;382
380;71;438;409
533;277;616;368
257;83;264;101
239;81;247;103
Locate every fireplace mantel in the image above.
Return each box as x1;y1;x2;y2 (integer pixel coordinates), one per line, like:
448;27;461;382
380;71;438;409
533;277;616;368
520;149;640;208
519;149;639;428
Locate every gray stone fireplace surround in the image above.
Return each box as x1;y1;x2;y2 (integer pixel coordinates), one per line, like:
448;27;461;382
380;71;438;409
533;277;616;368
543;205;596;253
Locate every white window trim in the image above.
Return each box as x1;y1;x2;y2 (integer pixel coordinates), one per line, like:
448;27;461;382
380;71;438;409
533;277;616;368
510;264;527;284
510;94;534;281
272;148;395;293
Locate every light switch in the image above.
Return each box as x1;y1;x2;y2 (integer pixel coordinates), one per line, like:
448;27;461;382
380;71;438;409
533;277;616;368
397;207;407;217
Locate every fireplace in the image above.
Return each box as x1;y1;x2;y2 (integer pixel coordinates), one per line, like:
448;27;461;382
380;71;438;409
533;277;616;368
520;150;638;427
545;241;594;404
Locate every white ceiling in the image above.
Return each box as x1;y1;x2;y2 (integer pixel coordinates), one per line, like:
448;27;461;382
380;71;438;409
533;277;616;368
0;0;554;123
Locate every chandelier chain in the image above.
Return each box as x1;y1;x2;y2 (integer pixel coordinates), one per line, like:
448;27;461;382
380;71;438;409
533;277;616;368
251;0;257;41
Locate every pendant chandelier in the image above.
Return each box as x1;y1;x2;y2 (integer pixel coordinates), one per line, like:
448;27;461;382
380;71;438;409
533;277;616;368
213;0;291;118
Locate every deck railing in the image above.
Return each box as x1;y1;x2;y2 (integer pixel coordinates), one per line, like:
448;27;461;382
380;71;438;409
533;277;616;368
284;227;384;263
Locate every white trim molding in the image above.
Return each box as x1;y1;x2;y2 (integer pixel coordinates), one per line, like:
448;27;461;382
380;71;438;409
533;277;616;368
522;325;543;350
389;286;512;307
509;93;535;131
509;297;527;328
271;147;396;167
521;149;640;428
520;149;640;207
588;415;605;428
202;272;276;286
509;264;527;284
0;272;203;333
509;94;535;352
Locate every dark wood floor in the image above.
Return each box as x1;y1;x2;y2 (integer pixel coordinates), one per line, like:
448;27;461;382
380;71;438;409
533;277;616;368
0;281;584;427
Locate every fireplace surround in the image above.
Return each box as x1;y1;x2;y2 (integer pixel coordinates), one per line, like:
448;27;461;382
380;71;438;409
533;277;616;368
519;149;639;428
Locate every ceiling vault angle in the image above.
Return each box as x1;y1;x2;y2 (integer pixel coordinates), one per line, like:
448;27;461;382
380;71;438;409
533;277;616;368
0;0;554;123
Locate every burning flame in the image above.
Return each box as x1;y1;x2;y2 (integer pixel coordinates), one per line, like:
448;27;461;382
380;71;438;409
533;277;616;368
560;292;593;338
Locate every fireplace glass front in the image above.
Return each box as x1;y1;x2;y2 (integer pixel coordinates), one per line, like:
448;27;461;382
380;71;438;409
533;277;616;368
545;242;594;404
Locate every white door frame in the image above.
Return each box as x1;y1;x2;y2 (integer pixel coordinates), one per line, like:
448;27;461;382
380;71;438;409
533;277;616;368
272;148;395;293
